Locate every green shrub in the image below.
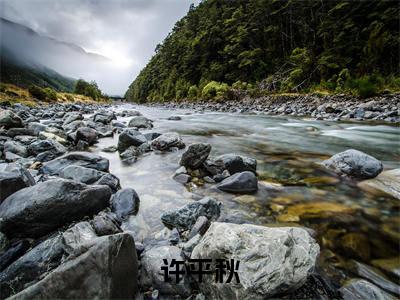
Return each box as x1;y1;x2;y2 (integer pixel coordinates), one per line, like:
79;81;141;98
43;88;57;101
74;79;102;100
188;85;199;99
201;81;229;100
65;94;74;101
349;76;378;98
29;85;48;100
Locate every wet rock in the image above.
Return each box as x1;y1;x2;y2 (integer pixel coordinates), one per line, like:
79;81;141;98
322;149;383;179
161;197;221;231
94;173;121;192
101;145;118;152
117;128;147;152
0;239;31;271
182;234;202;254
59;165;107;184
28;122;47;135
0;163;35;202
191;222;320;299
168;116;182;120
119;146;139;163
180;143;211;169
93;111;115;124
91;211;121;236
28;139;66;157
141;245;190;296
6;128;34;137
358;169;400;200
62;221;98;256
151;132;185;151
0;110;23;129
188;216;209;239
0;234;64;298
348;260;400;296
9;233;138;299
3;140;28;157
0;179;112;238
174;173;191;184
277;201;357;222
63;112;83;125
217;171;258;194
75;127;97;145
128;116;153;129
214;153;257;174
340;279;396;300
371;257;400;279
339;232;371;261
144;132;162;141
39;131;68;145
111;188;140;220
41;152;109;175
0;232;8;254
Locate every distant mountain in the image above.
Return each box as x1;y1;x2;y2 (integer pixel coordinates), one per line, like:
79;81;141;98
0;17;111;91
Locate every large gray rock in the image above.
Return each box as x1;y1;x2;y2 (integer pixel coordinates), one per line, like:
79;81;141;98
40;152;109;175
323;149;383;179
63;112;83;126
0;163;35;202
75;127;98;145
62;221;98;256
214;153;257;174
91;211;121;236
340;279;396;300
151;132;185;151
0;110;23;129
59;165;107;184
93;111;115;124
28;139;66;157
180;143;211;169
161;197;220;231
141;245;190;296
217;171;258;194
0;179;111;238
191;222;320;299
0;234;64;298
128;116;153;129
9;233;138;299
117;128;147;152
3;140;28;157
111;188;140;220
358;169;400;200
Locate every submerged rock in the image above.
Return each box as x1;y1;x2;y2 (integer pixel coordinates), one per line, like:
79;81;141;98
161;197;221;231
191;222;320;299
340;279;396;300
0;179;111;238
9;233;138;299
217;171;258;194
322;149;383;179
358;168;400;200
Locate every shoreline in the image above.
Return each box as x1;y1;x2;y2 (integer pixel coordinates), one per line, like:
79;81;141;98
141;93;400;124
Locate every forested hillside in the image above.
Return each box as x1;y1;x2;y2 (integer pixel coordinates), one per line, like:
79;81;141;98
126;0;399;102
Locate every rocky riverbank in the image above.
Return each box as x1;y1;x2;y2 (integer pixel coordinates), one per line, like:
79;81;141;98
0;102;399;299
146;93;400;123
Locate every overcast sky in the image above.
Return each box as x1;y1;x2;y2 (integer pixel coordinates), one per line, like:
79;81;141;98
0;0;199;95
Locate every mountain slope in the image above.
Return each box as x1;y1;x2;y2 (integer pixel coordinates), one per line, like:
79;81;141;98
126;0;399;102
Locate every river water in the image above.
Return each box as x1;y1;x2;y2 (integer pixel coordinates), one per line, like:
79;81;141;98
93;104;399;285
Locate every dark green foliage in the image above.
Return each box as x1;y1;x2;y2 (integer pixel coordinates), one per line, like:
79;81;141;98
28;85;58;102
74;79;102;100
126;0;399;102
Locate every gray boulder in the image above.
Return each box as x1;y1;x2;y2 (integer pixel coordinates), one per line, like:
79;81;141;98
94;173;121;193
3;140;28;157
63;112;83;126
180;143;211;169
323;149;383;179
128;116;153;129
9;233;138;299
151;132;185;151
41;152;109;175
117;128;147;152
91;211;121;236
191;223;320;299
161;197;220;231
76;127;98;145
340;279;396;300
0;110;23;129
59;165;107;184
0;179;112;238
28;139;66;157
0;163;35;202
62;221;98;256
214;153;257;174
217;171;258;194
111;188;140;220
93;111;115;124
141;245;190;296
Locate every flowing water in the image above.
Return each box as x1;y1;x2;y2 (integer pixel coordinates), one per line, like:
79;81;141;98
93;104;399;285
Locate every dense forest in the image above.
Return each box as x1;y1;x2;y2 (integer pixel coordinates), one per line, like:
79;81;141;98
126;0;399;102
